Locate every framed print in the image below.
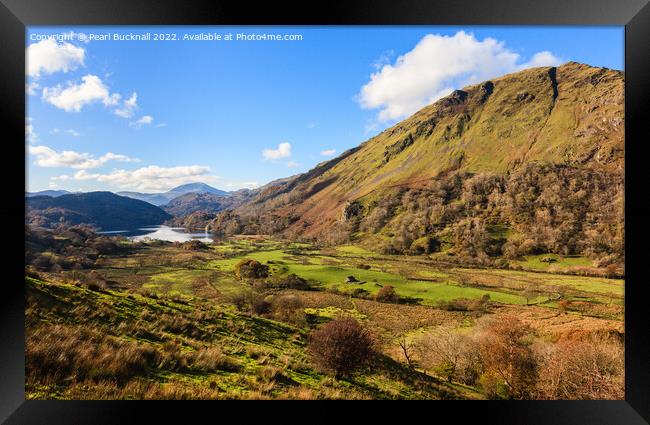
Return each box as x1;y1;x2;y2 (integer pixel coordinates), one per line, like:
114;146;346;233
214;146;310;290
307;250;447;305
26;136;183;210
1;0;649;423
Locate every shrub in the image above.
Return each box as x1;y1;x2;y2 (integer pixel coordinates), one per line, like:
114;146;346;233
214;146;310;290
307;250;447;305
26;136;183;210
271;295;305;324
416;326;481;384
375;285;400;303
234;259;269;279
409;236;441;255
349;288;371;299
227;290;271;315
308;317;374;378
435;297;489;312
535;334;623;400
260;273;310;290
180;240;209;250
475;316;538;399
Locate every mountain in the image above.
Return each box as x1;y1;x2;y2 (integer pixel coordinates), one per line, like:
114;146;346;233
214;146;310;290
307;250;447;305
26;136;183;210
115;191;172;206
206;62;624;259
26;190;72;198
162;192;232;216
26;191;172;230
166;182;229;197
118;182;229;206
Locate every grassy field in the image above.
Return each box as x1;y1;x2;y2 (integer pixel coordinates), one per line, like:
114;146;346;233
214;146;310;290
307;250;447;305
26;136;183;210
198;240;622;316
27;236;624;399
86;238;624;320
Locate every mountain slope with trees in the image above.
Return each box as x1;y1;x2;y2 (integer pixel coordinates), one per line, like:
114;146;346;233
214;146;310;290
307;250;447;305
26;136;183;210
27;192;172;230
203;62;624;265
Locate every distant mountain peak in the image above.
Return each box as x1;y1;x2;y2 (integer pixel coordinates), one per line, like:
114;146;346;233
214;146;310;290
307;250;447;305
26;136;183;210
166;182;228;196
117;182;230;206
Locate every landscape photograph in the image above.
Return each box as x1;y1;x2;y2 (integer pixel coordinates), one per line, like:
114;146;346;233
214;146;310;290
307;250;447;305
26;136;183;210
25;26;624;400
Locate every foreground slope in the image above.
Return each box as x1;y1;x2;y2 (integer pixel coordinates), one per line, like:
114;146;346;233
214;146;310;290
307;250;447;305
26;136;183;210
25;275;474;400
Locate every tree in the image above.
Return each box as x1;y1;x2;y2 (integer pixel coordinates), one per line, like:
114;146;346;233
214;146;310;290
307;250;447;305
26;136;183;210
234;259;269;279
397;333;417;369
475;316;538;399
416;326;475;383
522;288;539;305
308;317;374;378
375;285;400;303
535;334;624;400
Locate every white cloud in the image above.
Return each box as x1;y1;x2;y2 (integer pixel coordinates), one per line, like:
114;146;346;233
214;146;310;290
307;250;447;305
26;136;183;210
263;142;291;160
50;128;80;136
28;145;139;169
221;181;259;190
155;123;167;128
131;115;153;127
27;38;85;77
372;49;395;70
519;51;562;69
26;82;40;96
287;161;299;168
114;92;138;118
320;149;336;157
51;174;70;181
358;31;563;122
72;165;219;192
25;118;37;143
42;74;120;112
307;122;316;129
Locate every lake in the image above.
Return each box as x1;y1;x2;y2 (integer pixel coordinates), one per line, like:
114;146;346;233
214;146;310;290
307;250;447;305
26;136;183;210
98;225;214;243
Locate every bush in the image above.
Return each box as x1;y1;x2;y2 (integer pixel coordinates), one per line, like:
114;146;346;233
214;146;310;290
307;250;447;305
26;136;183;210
349;288;371;299
416;326;481;384
259;273;310;290
308;317;374;378
180;240;210;251
535;334;623;399
375;285;400;303
234;259;269;279
435;296;489;312
227;290;271;315
475;316;538;399
409;236;441;255
270;295;305;324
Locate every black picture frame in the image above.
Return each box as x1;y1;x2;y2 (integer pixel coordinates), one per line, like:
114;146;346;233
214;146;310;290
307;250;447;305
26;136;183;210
2;0;649;423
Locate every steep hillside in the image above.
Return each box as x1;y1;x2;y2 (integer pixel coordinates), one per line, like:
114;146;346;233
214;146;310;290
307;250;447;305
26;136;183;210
26;192;172;230
207;62;624;261
25;275;472;400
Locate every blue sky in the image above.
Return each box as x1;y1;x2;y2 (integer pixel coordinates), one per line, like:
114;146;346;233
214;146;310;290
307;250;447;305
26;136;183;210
26;26;623;193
